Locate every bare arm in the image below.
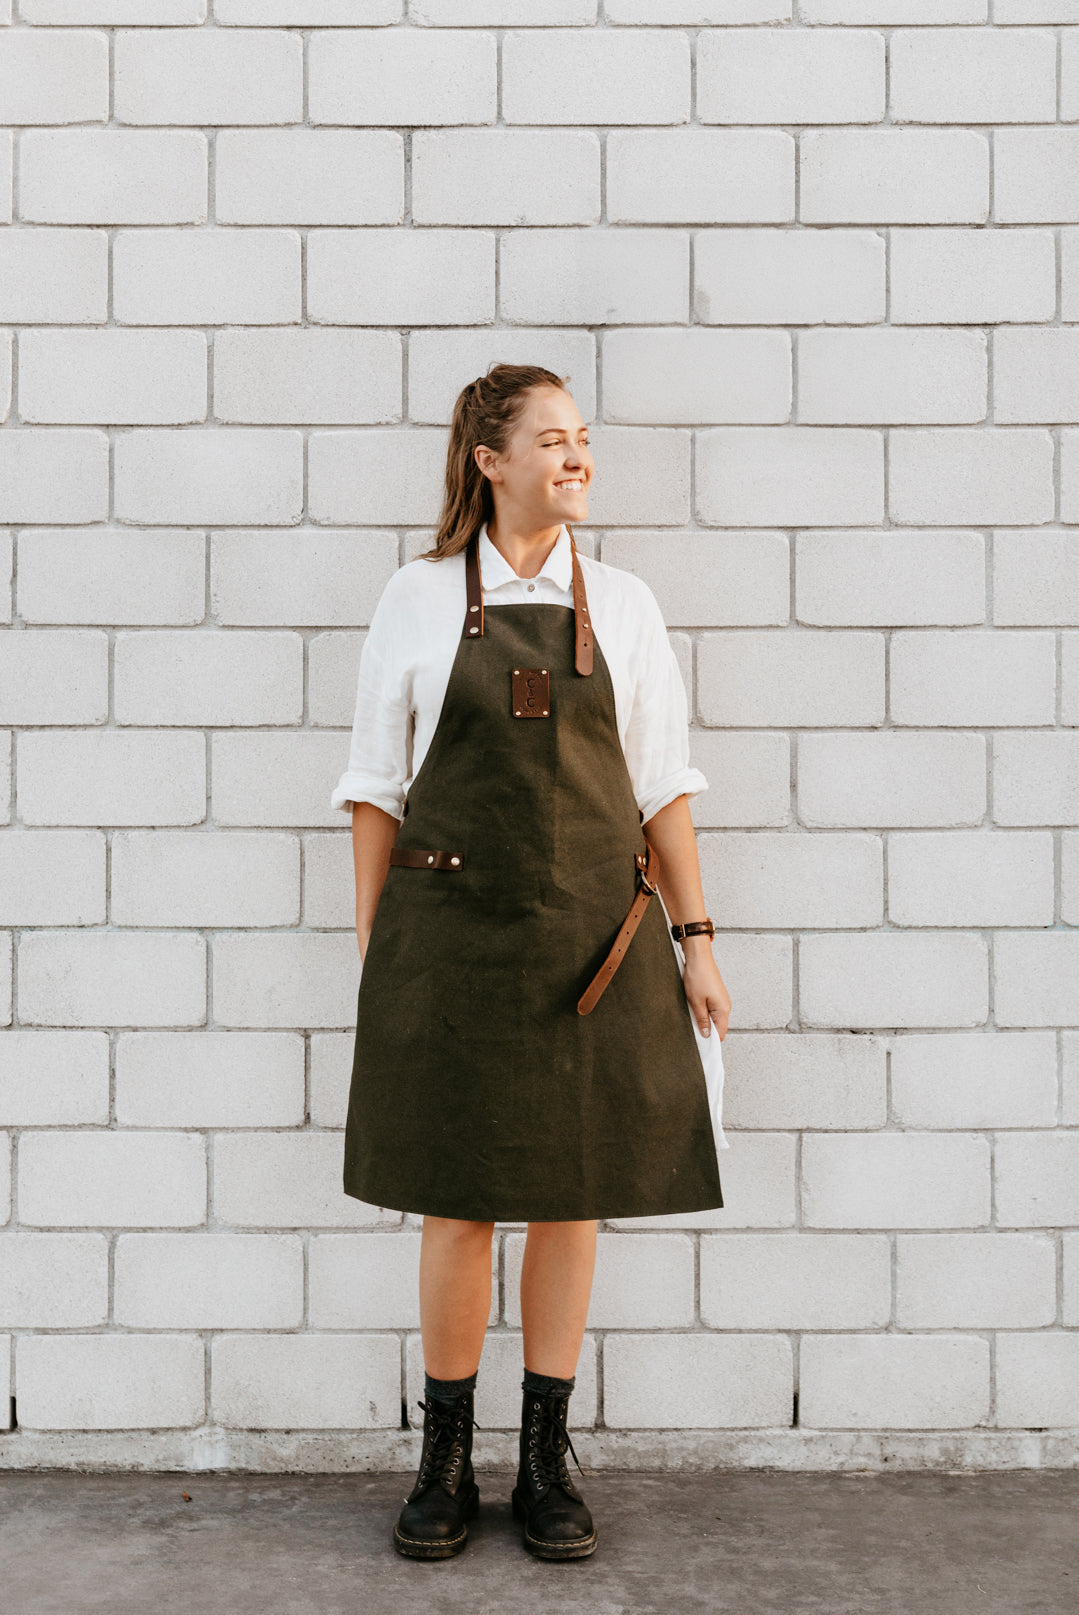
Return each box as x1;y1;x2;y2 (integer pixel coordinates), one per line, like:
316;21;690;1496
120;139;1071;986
351;800;399;961
642;793;731;1041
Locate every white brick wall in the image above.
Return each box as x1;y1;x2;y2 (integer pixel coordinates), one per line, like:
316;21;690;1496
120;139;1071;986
0;5;1076;1474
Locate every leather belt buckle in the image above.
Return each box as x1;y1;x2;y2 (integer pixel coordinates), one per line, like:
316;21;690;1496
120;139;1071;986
635;850;659;896
511;667;550;718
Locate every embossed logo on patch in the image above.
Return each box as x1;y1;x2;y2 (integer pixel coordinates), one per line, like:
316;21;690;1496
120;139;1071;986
511;667;550;718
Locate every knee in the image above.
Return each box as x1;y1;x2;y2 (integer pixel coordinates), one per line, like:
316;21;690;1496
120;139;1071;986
423;1215;495;1249
525;1219;597;1239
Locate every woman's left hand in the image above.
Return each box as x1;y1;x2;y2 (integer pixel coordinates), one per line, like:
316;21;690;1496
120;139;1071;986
681;947;731;1040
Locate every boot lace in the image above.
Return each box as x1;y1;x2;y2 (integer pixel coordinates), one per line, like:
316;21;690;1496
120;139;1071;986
527;1397;587;1491
414;1397;482;1491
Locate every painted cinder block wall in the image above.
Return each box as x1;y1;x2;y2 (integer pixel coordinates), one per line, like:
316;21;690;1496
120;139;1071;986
1;0;1078;1473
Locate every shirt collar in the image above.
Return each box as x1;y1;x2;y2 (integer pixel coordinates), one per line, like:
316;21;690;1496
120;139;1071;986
477;522;574;593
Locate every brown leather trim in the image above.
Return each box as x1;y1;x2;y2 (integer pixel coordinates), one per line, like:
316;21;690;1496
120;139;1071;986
389;847;463;871
577;843;660;1015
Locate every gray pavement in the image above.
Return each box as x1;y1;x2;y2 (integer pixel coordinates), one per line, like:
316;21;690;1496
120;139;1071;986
1;1468;1077;1615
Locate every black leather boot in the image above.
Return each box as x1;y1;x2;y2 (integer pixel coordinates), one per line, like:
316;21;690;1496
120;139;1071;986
511;1386;597;1559
393;1390;481;1559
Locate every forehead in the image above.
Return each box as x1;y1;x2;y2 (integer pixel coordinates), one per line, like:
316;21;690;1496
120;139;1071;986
518;389;583;435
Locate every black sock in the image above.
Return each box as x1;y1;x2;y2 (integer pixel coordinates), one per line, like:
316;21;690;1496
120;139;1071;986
522;1366;575;1398
424;1368;477;1402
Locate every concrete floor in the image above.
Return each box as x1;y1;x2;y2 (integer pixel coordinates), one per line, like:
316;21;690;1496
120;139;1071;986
1;1469;1076;1615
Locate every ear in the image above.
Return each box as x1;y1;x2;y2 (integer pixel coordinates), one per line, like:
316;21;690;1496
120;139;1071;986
474;444;499;482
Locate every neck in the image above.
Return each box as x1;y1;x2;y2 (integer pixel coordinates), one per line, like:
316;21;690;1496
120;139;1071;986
485;521;563;580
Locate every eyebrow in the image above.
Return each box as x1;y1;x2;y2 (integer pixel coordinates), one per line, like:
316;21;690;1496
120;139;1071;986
534;427;589;437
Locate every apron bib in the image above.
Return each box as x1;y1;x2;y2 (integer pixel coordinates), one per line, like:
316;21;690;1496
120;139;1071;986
343;533;725;1222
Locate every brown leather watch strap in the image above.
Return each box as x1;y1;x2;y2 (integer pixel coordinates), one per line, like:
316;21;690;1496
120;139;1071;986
389;847;463;871
462;527;593;677
577;843;660;1016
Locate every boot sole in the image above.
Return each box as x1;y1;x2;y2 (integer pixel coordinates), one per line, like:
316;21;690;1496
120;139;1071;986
393;1483;480;1559
511;1486;598;1559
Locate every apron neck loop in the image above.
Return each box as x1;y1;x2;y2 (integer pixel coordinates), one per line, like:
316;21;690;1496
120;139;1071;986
462;526;593;678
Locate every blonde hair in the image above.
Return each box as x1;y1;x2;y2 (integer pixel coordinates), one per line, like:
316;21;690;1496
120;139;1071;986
417;363;569;561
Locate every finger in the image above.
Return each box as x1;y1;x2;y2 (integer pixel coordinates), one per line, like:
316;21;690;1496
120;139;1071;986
684;989;709;1036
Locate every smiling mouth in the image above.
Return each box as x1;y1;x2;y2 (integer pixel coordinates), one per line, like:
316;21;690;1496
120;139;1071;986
555;479;585;492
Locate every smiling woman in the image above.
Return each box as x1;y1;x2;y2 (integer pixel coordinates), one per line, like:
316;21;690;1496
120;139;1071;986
332;363;730;1564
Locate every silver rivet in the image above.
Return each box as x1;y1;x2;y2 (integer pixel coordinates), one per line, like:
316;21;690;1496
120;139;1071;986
427;855;434;864
542;668;547;674
514;669;519;675
450;856;460;866
515;709;521;715
542;709;548;715
470;604;478;612
469;626;479;634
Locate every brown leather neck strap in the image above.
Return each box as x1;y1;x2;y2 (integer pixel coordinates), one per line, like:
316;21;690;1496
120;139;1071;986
570;533;593;675
463;530;484;639
463;527;593;676
577;843;661;1016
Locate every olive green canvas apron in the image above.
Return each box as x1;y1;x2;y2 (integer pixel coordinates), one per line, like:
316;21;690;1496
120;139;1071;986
343;532;724;1222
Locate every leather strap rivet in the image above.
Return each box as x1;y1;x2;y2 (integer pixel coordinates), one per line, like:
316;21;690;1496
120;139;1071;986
450;856;460;866
514;669;519;675
469;626;479;634
427;855;434;864
470;604;479;612
542;709;548;715
515;709;522;715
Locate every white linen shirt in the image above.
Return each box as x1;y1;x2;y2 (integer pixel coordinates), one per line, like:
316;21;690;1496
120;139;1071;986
331;520;728;1153
330;522;709;823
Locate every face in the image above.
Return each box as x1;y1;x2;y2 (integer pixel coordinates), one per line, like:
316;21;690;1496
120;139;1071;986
475;386;593;530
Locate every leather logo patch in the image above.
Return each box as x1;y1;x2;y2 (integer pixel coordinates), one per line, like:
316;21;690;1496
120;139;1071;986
511;666;550;718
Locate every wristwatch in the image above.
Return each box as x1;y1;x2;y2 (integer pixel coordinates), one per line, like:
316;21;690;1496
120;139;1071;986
670;918;715;943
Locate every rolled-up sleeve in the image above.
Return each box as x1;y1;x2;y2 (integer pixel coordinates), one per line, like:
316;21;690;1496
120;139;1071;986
330;583;411;819
624;583;708;824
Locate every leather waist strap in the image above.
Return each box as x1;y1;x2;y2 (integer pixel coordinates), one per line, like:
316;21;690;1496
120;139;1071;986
389;842;658;1008
389;847;463;871
577;843;660;1016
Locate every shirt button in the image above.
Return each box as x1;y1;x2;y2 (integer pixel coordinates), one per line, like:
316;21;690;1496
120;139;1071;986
527;582;535;592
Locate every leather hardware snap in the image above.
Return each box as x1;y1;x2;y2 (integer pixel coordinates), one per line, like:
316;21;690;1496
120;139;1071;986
512;666;550;718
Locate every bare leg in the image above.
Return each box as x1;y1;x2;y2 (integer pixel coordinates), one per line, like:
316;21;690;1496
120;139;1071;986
419;1215;495;1378
519;1219;598;1378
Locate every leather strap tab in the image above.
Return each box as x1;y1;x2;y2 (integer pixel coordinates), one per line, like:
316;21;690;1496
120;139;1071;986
389;846;463;871
577;843;660;1016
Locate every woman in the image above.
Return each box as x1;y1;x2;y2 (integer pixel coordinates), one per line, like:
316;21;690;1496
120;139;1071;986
331;364;731;1562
